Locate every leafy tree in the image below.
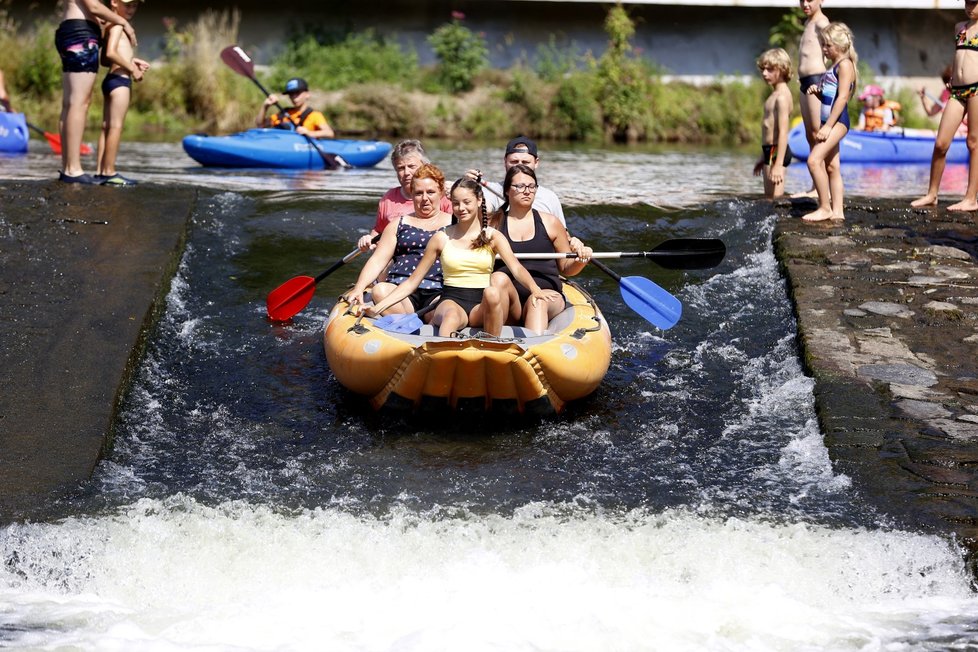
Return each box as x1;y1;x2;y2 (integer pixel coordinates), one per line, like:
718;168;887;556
427;11;488;94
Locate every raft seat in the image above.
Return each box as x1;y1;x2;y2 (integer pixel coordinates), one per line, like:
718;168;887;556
414;325;541;338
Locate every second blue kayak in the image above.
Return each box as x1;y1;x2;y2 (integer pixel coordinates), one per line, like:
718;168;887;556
787;122;968;164
182;129;393;169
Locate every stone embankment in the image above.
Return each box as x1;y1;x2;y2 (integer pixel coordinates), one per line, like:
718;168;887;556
0;180;194;521
775;198;978;572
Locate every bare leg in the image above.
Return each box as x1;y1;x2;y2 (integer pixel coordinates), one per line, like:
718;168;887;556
470;286;506;336
791;91;821;199
802;143;833;222
522;295;565;335
913;99;965;207
370;282;413;314
430;301;468;337
827;147;845;220
97;86;130;177
59;71;96;176
490;271;521;323
948;96;978;211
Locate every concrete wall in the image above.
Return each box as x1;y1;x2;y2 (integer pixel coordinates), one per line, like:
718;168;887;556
9;1;962;80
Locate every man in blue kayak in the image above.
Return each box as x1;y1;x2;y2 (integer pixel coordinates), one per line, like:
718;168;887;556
256;77;334;139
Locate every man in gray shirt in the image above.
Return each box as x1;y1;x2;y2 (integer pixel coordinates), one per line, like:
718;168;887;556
468;136;566;227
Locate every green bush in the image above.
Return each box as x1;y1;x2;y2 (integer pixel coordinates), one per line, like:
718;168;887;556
551;73;601;140
427;12;489;94
270;30;418;92
596;4;652;140
534;34;581;82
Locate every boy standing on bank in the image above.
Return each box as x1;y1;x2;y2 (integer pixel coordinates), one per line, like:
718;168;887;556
754;48;794;199
96;0;149;186
793;0;830;198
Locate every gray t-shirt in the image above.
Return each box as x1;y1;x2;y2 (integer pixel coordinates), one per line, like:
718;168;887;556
483;180;565;227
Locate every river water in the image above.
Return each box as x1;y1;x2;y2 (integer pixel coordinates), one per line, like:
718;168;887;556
1;141;978;650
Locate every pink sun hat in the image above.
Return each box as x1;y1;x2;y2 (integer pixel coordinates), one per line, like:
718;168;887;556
858;84;884;100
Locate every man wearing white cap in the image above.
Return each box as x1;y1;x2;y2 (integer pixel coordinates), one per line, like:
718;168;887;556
256;77;334;139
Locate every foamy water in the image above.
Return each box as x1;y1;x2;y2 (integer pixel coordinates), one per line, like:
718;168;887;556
2;500;977;651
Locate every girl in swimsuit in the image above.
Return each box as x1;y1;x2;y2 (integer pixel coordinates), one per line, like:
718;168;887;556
343;164;454;315
912;0;978;211
367;178;561;337
803;22;857;223
57;0;136;184
489;164;591;334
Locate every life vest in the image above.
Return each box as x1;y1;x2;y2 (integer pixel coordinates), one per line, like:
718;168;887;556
269;106;327;132
861;101;901;132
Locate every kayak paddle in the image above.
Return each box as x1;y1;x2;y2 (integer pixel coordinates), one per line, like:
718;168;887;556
266;235;380;321
25;120;92;155
589;259;682;330
507;239;725;270
220;45;345;170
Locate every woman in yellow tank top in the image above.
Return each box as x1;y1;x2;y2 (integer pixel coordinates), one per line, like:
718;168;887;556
368;177;561;336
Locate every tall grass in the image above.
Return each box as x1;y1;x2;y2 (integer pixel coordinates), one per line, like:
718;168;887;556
0;3;943;143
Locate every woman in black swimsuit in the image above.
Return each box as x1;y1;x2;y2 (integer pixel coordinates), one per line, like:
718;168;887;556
490;164;592;334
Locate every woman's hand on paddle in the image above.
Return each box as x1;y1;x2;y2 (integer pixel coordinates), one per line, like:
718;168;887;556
357;233;378;251
568;236;592;262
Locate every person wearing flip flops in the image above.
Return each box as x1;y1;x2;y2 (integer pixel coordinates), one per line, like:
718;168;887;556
95;0;149;187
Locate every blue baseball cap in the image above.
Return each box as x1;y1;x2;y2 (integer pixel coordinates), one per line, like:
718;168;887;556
283;78;308;94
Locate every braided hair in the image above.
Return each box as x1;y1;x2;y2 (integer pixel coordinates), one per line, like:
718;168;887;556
450;177;492;249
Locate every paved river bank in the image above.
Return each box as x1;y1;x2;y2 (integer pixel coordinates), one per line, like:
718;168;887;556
3;177;978;577
776;197;978;573
0;181;194;520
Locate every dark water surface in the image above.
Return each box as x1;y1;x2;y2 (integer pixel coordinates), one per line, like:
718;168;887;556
1;143;978;650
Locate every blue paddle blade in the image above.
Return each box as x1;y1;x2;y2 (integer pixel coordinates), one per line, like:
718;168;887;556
619;275;682;330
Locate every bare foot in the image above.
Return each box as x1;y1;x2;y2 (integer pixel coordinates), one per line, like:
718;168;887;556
910;194;938;207
947;199;978;212
791;188;819;199
802;207;835;222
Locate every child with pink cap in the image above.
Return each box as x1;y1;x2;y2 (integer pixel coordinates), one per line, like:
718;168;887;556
856;84;899;132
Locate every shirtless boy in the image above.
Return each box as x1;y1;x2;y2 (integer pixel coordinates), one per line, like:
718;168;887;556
794;0;830;198
754;49;794;199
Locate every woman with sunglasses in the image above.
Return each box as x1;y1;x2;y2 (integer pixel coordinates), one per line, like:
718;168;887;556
490;164;592;334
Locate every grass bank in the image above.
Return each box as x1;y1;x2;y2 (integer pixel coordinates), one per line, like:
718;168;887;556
0;5;938;146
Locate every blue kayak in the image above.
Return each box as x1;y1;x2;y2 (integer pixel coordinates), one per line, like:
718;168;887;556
182;129;393;169
0;113;29;154
787;122;968;164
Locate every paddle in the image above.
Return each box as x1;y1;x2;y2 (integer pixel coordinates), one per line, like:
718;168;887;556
266;235;380;321
25;121;92;155
589;259;682;330
220;45;344;170
477;178;688;328
507;239;725;270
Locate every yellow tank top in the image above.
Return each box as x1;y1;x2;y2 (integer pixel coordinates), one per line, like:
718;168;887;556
440;241;494;288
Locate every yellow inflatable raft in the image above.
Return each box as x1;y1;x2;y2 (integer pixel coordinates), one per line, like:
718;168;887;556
323;281;612;415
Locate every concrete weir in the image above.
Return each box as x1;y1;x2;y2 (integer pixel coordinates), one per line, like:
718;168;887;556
0;180;194;522
775;198;978;572
3;177;978;577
